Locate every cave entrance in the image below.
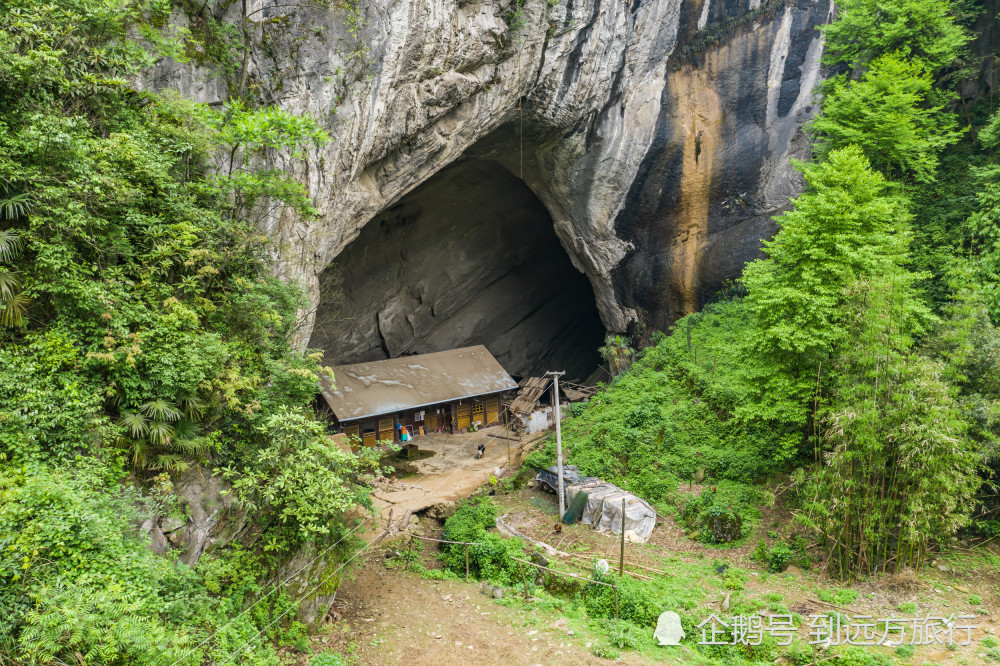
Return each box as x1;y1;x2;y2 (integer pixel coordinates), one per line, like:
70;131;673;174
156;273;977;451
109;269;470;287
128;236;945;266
309;159;605;380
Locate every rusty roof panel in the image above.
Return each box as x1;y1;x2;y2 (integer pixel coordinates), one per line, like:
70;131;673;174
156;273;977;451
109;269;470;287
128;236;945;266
319;345;519;422
509;376;552;416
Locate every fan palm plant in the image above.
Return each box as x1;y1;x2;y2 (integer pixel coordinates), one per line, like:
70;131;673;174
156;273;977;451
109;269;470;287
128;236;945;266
0;229;22;262
119;399;211;472
598;334;635;378
0;229;27;329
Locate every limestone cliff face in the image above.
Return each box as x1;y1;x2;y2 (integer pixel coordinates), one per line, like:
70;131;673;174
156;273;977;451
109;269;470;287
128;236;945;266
148;0;831;359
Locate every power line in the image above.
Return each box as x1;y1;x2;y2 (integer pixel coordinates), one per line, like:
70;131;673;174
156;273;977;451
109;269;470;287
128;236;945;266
218;525;387;665
171;424;502;665
212;428;506;664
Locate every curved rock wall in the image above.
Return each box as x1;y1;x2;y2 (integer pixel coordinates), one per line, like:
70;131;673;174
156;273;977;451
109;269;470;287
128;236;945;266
310;158;606;378
145;0;832;346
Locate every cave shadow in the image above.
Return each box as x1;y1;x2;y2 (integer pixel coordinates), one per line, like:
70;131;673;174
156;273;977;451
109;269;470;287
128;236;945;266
309;156;605;380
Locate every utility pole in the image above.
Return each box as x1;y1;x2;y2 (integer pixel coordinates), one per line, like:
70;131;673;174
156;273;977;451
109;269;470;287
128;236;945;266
546;370;567;519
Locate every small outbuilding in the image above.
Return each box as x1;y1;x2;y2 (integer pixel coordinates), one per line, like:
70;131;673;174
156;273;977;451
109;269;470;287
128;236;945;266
318;345;519;447
536;465;657;543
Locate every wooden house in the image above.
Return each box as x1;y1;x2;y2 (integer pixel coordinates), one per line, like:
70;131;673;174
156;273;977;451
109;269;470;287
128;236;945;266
318;345;519;447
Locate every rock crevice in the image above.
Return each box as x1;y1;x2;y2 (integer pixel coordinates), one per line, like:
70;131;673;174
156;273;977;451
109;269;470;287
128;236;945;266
145;0;831;354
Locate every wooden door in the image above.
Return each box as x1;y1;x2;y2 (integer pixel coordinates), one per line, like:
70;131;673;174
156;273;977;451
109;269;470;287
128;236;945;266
456;403;471;431
362;431;377;447
344;424;361;451
378;418;395;443
484;397;500;425
426;413;440;431
472;400;484;426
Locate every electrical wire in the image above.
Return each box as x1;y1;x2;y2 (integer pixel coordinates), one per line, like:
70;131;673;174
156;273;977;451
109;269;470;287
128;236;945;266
211;427;511;664
169;423;509;665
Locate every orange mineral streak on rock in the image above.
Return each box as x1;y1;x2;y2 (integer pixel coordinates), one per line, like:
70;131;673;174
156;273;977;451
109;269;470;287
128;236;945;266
669;62;722;316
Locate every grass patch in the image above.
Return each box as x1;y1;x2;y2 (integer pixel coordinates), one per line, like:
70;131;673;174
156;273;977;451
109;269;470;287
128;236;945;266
819;587;859;606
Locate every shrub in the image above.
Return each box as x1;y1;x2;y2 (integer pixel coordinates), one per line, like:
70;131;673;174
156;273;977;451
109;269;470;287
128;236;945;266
681;482;763;544
606;619;643;649
583;574;662;626
440;497;524;584
309;653;346;666
751;540;798;573
0;463;292;665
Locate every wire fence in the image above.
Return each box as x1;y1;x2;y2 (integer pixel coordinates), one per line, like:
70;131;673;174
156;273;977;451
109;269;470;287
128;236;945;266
171;424;509;665
404;532;624;618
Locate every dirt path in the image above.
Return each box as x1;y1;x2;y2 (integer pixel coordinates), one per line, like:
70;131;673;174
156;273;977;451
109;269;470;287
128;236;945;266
371;427;546;527
315;557;644;665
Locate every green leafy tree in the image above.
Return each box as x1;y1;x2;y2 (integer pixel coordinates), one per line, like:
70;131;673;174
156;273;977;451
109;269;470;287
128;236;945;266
0;0;331;472
223;410;388;541
741;146;930;459
962;110;1000;320
923;264;1000;531
811;54;964;183
821;0;972;74
0;0;377;661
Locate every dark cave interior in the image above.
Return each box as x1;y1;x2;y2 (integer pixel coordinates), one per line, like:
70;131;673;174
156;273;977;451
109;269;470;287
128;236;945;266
309;158;605;380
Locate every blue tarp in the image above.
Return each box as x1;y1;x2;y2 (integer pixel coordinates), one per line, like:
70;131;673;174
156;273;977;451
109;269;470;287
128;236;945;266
535;465;596;492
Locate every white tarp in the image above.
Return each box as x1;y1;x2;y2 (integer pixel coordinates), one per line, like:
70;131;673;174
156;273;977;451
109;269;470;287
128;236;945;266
565;479;656;544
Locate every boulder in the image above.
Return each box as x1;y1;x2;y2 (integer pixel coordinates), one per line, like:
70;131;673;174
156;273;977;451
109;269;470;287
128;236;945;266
425;501;458;522
706;513;743;543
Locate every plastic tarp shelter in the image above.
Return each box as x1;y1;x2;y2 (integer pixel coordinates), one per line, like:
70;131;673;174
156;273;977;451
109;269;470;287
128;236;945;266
535;466;657;544
535;465;593;492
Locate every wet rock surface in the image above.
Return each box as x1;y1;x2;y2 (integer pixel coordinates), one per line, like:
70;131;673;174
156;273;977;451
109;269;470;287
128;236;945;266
310;159;605;377
147;0;832;350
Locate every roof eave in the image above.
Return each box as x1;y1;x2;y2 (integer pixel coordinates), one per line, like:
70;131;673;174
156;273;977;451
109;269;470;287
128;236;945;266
331;385;517;423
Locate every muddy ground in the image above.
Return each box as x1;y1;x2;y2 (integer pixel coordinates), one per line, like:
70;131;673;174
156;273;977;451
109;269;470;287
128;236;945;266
301;456;1000;665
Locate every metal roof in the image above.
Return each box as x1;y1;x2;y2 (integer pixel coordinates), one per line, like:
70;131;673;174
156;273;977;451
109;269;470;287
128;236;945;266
509;376;551;416
319;345;519;422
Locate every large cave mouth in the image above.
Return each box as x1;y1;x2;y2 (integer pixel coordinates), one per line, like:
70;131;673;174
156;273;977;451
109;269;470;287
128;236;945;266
309;159;605;380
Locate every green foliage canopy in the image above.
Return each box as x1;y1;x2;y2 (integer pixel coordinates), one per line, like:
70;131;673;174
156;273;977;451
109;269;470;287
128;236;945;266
811;54;964;183
799;278;981;575
820;0;971;73
741;146;930;455
0;0;381;662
